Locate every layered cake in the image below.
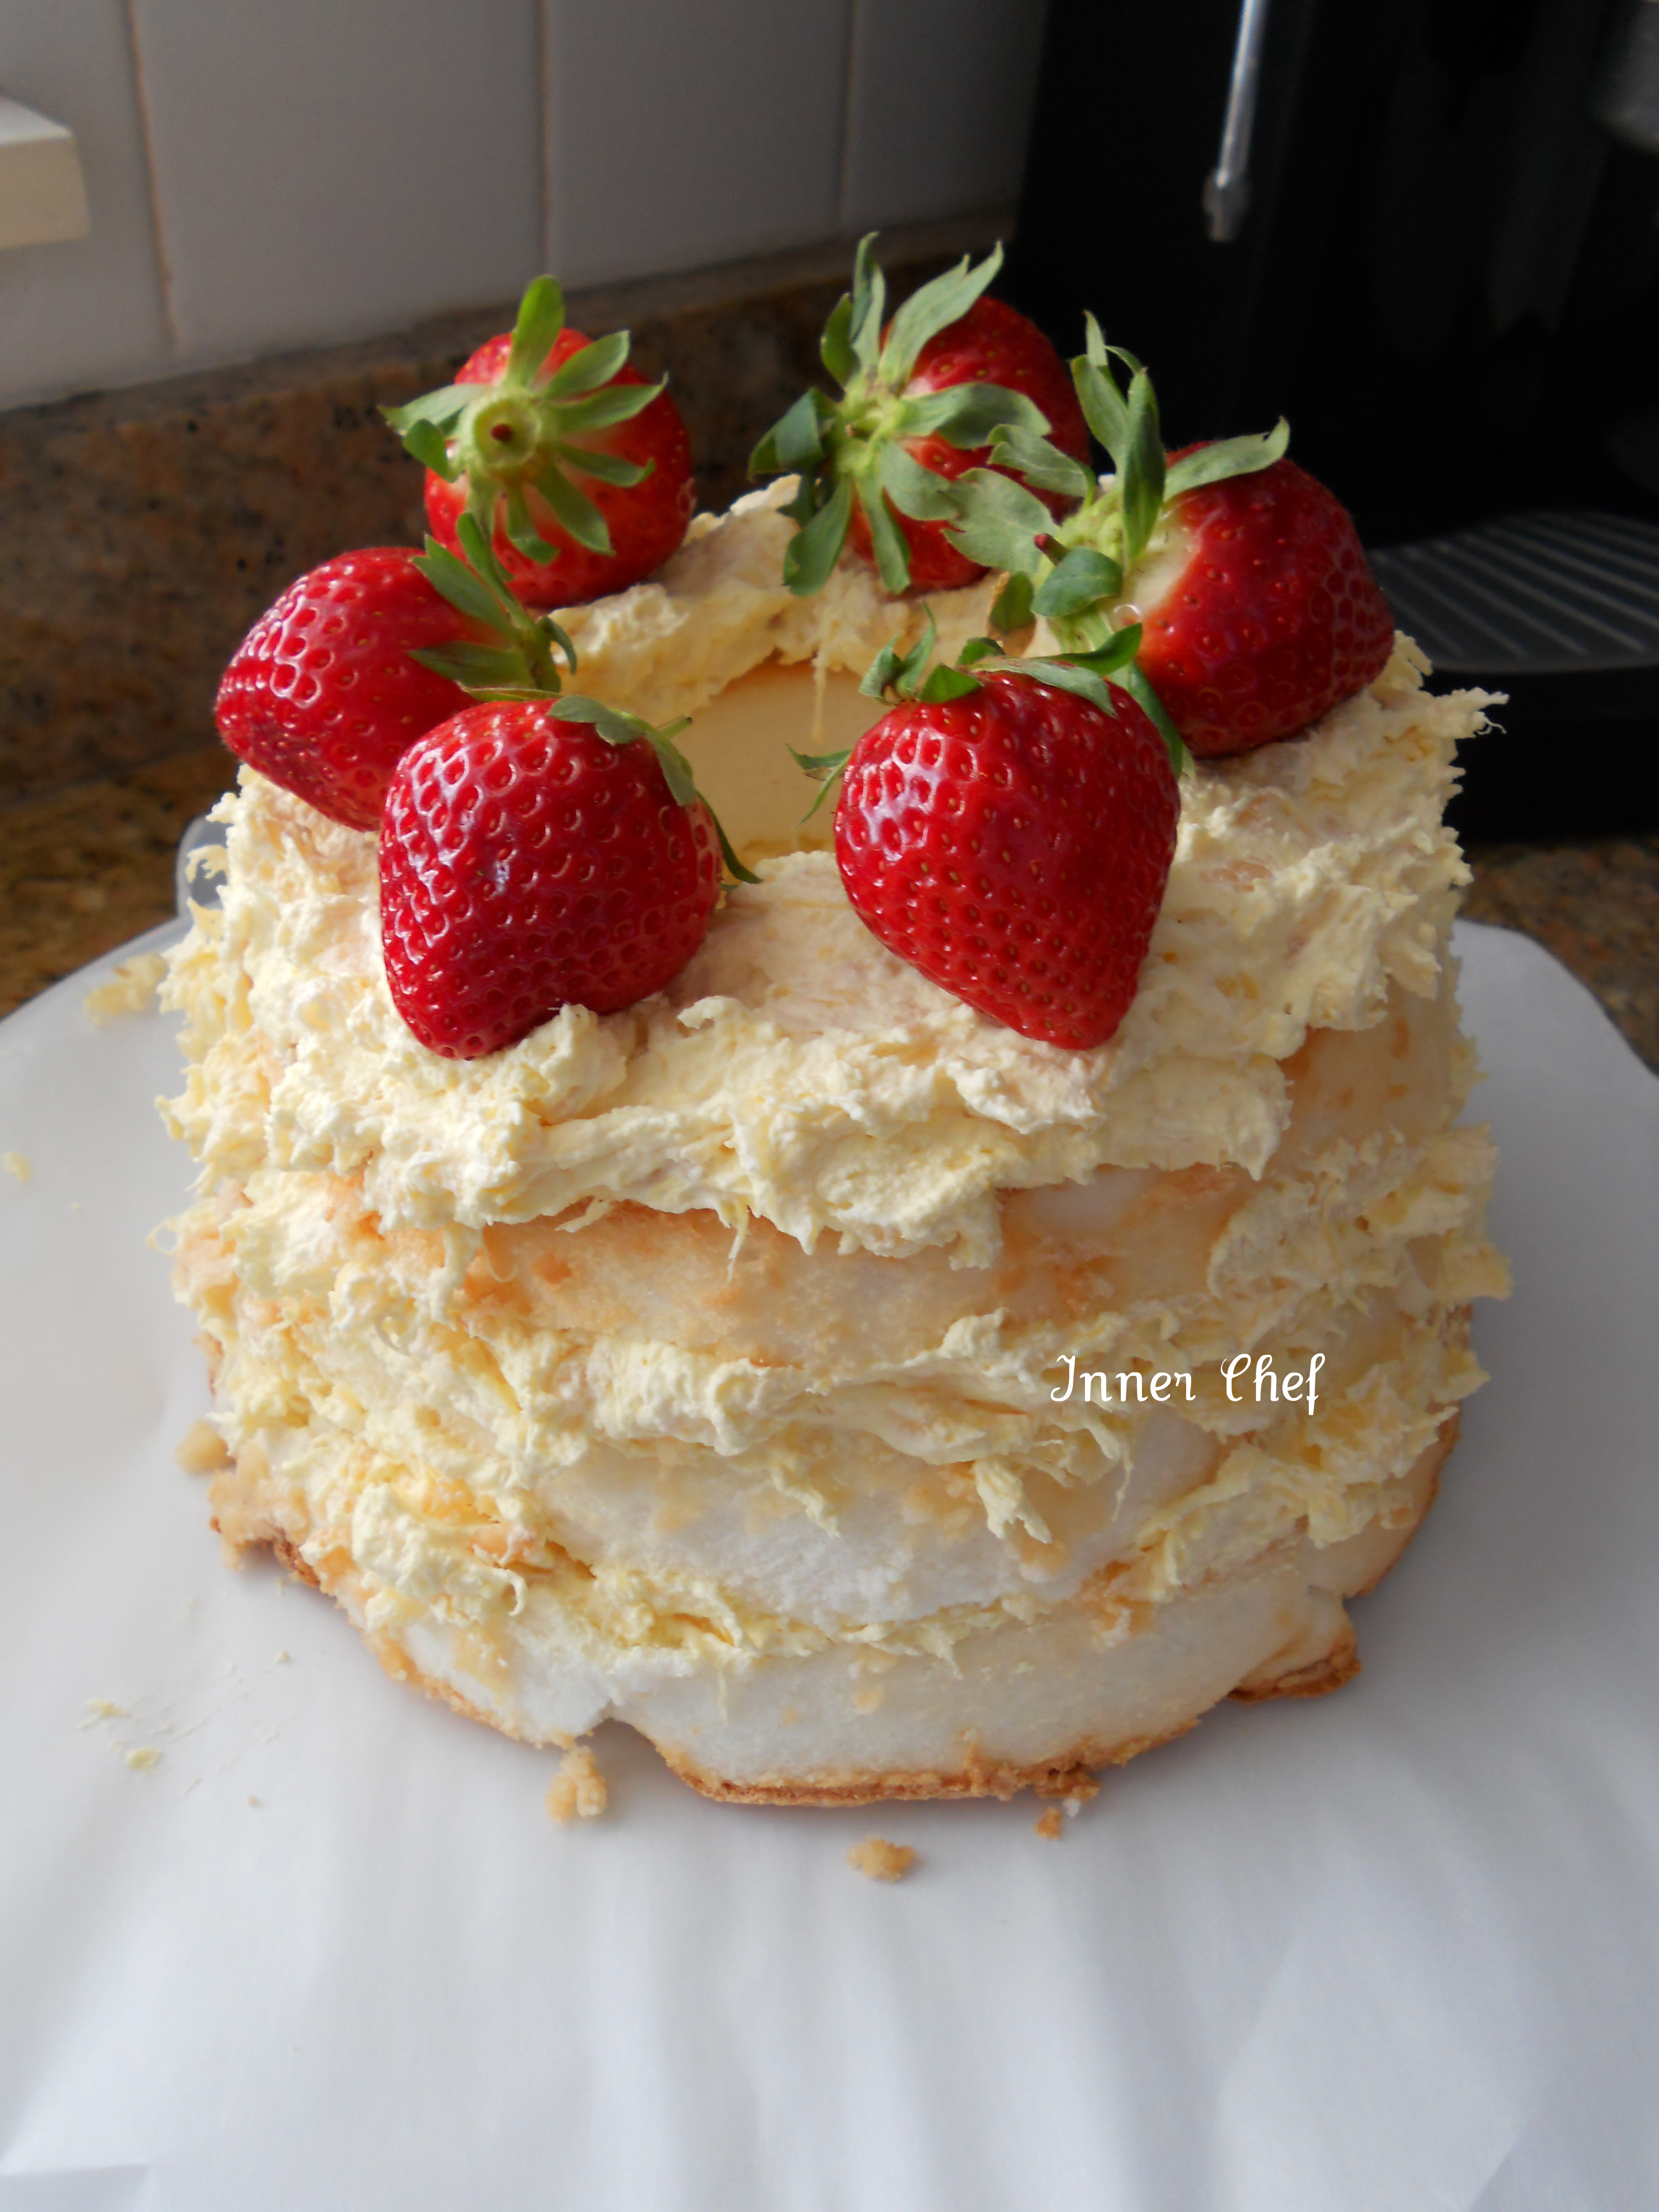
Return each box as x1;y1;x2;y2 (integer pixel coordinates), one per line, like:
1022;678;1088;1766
160;259;1508;1803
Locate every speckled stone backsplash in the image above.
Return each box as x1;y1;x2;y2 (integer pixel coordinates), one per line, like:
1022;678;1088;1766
0;229;984;807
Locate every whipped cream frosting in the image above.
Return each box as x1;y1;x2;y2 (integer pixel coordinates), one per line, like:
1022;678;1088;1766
163;478;1493;1266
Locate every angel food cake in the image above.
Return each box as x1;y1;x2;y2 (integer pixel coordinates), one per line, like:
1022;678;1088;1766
160;257;1507;1803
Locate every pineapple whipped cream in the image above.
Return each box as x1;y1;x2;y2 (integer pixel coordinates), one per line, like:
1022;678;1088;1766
161;485;1509;1803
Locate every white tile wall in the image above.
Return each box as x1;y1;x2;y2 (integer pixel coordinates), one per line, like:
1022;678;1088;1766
129;0;545;363
839;0;1046;234
0;0;1050;414
0;0;171;409
542;0;852;288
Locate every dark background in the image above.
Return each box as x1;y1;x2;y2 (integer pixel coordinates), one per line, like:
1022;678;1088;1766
1008;0;1659;840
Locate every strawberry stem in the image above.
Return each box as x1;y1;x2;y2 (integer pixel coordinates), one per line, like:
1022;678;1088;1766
384;276;663;567
750;234;1056;598
942;325;1287;770
848;606;1193;779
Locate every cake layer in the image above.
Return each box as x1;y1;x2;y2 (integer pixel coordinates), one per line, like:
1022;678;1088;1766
163;639;1492;1265
205;1378;1459;1800
170;936;1502;1650
197;1275;1476;1658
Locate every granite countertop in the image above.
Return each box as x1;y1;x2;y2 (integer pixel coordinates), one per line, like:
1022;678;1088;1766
3;743;1655;1073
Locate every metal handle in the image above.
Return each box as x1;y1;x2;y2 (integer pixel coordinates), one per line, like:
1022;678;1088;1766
1203;0;1273;243
1594;0;1659;155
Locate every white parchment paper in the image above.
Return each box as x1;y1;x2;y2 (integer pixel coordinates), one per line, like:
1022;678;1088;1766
1;920;1656;2212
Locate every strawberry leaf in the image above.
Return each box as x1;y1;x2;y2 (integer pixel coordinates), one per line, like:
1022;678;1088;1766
534;465;613;557
552;380;662;436
750;388;833;478
986;424;1092;499
455;513;530;611
400;417;460;480
555;441;651;488
507;276;567;385
1118;367;1165;570
505;487;556;566
782;475;854;596
878;443;961;523
409;641;536;690
859;640;911;701
1083;315;1145;383
994;657;1117;717
416;536;514;632
711;807;760;885
917;664;982;703
879;243;1003;388
1062;624;1142;676
383;385;471;432
410;530;576;700
1032;546;1121;619
1164;419;1290;499
991;571;1035;632
860;608;940;700
790;744;854;776
898;382;1050;447
550;695;654;752
790;747;849;822
848;234;886;379
1115;662;1191;776
959;634;1006;667
820;293;857;387
539;615;578;673
857;478;914;594
1073;319;1130;463
546;328;630;398
645;726;700;807
943;467;1051;577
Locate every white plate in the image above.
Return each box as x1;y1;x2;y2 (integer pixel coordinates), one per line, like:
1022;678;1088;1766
2;920;1656;2212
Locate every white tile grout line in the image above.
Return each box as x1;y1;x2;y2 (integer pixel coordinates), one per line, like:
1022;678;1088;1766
536;0;555;280
835;0;864;237
119;0;179;361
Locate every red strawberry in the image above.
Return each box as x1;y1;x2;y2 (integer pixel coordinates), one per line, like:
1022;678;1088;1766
834;668;1178;1049
1128;453;1395;759
380;701;722;1058
946;321;1396;759
215;549;479;831
843;296;1090;593
389;278;694;612
752;238;1089;598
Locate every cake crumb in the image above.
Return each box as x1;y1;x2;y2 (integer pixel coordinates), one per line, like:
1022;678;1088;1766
274;1650;290;1664
84;951;169;1025
848;1835;916;1882
1035;1807;1065;1840
248;1796;262;1808
545;1744;607;1822
175;1418;229;1475
2;1151;31;1184
123;1746;161;1772
84;1698;127;1723
1035;1770;1097;1805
